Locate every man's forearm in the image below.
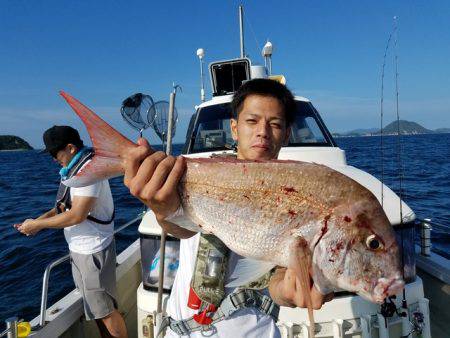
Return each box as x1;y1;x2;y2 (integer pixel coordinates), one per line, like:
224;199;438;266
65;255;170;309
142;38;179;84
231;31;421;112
158;219;196;239
37;208;57;220
34;209;87;230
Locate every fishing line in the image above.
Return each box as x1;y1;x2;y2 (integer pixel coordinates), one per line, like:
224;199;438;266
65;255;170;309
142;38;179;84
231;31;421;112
245;11;262;57
379;25;394;208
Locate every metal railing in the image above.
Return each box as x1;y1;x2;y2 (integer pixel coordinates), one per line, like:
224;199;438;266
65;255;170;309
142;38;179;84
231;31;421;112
0;317;17;338
37;213;144;327
416;218;449;257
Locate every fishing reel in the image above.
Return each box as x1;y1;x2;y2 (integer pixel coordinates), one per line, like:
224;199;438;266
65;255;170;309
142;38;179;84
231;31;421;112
380;295;408;329
380;296;425;337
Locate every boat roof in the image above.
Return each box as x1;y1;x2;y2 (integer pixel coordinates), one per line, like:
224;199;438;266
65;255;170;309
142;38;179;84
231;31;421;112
195;94;311;110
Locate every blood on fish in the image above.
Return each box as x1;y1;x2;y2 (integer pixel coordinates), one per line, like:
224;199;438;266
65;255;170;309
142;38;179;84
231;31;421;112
329;241;345;256
282;186;297;194
288;210;297;217
321;215;330;234
344;216;352;222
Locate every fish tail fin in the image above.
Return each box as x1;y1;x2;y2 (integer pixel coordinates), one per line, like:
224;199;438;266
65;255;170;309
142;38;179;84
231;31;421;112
59;91;137;187
289;238;315;338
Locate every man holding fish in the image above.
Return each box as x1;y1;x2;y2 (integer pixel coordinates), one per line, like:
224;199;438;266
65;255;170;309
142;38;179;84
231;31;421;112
39;78;402;337
124;79;334;337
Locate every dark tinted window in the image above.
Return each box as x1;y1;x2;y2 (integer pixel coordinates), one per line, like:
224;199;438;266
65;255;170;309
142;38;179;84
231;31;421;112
184;100;333;154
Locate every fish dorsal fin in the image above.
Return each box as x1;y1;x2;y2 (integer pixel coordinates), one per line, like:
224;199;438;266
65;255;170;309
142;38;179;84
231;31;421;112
226;258;275;288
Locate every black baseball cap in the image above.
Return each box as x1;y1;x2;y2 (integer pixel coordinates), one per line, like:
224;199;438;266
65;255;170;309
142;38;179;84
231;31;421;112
42;125;84;156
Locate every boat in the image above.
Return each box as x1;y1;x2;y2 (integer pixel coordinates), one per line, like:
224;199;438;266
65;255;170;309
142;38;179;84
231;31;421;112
2;6;449;338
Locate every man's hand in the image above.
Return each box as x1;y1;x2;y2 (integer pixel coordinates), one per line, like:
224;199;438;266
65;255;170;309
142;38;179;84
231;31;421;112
14;219;42;236
124;138;186;221
269;267;334;310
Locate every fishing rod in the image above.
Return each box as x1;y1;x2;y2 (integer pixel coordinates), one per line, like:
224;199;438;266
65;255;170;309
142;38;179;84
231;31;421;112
378;16;411;334
379;17;426;337
392;17;411;331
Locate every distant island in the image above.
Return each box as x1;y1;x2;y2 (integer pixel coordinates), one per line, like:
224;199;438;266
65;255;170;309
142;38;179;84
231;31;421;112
0;135;33;151
333;120;450;138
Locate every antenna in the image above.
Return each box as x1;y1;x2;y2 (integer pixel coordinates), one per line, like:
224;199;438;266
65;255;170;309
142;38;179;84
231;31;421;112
262;41;273;75
239;5;245;58
196;48;206;102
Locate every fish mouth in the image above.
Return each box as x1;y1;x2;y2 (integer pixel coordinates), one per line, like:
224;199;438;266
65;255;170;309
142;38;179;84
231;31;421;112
372;277;405;303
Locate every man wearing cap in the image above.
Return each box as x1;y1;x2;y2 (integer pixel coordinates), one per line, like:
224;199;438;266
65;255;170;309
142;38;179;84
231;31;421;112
14;126;127;338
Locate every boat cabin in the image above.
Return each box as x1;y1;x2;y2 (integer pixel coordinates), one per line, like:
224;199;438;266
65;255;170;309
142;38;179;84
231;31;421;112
182;57;336;155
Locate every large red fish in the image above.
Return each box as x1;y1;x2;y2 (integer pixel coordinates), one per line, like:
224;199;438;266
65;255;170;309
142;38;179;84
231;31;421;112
60;91;404;335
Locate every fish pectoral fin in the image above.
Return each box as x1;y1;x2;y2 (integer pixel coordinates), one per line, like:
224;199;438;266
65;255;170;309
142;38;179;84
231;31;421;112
226;258;275;288
289;237;315;338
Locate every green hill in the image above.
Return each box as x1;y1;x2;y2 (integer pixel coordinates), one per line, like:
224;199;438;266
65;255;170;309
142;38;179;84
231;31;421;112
333;120;449;137
0;135;33;150
379;120;433;135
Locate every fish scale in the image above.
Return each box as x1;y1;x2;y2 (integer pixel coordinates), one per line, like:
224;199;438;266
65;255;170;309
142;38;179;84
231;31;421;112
180;159;356;263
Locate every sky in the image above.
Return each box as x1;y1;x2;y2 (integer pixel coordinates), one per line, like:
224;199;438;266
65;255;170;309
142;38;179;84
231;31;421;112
1;0;449;148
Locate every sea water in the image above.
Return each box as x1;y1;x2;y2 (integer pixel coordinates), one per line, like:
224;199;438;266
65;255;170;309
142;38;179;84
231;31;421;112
0;135;448;326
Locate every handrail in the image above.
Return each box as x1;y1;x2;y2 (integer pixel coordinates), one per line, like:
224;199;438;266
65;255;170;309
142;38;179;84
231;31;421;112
1;317;17;338
415;218;449;233
38;255;70;327
38;213;144;327
415;218;450;258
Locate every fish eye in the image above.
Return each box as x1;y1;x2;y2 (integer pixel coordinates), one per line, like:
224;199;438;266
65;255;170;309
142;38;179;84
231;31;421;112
366;234;384;251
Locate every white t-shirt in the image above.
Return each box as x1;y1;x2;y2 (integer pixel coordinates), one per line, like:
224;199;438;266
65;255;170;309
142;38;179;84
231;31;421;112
166;233;280;338
63;179;114;254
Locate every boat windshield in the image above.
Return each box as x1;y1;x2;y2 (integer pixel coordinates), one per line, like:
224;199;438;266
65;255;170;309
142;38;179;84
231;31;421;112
183;100;334;154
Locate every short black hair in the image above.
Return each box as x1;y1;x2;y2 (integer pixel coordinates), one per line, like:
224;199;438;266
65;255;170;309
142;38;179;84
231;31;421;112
231;78;296;126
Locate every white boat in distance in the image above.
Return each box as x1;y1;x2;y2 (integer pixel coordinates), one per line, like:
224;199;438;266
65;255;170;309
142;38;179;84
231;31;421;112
5;6;448;338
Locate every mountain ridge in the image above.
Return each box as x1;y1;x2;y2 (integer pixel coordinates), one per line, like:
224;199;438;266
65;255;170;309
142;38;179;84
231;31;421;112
333;120;449;137
0;135;33;151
